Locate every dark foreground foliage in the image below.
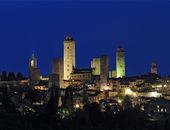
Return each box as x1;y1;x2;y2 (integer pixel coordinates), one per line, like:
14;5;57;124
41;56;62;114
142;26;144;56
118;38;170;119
0;105;170;130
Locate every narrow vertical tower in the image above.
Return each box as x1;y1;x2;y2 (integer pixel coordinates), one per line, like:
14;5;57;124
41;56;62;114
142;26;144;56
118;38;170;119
64;35;76;80
52;58;64;88
116;47;125;78
29;54;40;84
91;58;101;75
100;55;109;90
151;62;158;74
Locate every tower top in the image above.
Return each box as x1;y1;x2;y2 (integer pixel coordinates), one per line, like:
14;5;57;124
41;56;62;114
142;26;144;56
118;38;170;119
30;53;37;60
32;53;35;58
117;46;124;52
65;34;73;41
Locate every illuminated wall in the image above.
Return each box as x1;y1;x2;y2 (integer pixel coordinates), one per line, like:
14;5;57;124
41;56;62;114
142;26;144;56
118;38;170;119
116;47;125;78
91;58;101;75
63;36;76;80
109;70;117;78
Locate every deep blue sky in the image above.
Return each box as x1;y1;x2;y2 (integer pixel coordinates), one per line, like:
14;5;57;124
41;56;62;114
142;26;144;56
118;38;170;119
0;0;170;76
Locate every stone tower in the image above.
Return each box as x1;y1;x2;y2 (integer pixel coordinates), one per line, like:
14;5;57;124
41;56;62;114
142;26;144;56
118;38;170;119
63;35;76;80
151;62;158;74
52;58;64;88
29;54;40;84
116;47;125;78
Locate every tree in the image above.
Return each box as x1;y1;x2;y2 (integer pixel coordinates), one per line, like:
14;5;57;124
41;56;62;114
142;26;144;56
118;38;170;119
8;72;16;81
164;119;170;130
17;72;24;80
82;83;89;105
122;95;132;109
63;86;73;111
1;87;17;113
46;85;59;116
88;102;101;127
1;70;7;81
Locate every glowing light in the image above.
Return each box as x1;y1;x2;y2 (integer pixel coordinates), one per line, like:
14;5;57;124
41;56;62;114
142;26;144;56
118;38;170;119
118;99;122;104
102;85;111;91
164;85;167;87
149;92;161;98
133;93;137;97
124;88;137;97
31;60;34;67
75;104;80;109
152;85;162;88
125;88;133;95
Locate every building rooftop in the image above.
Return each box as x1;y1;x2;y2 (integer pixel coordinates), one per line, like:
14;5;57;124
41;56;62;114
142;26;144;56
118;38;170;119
72;68;93;74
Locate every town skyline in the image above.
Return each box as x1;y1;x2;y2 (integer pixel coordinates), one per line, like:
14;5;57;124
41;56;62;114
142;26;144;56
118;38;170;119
0;33;167;77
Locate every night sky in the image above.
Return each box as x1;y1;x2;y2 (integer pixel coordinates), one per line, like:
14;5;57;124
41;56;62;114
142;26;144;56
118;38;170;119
0;0;170;77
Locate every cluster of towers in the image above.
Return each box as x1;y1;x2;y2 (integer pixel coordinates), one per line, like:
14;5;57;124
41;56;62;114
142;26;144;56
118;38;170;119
61;35;126;87
28;35;126;88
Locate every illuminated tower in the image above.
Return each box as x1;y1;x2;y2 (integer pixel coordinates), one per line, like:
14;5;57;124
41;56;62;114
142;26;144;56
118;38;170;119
52;58;64;88
91;58;101;75
29;54;40;84
151;62;158;74
100;55;109;89
116;47;125;78
64;35;76;80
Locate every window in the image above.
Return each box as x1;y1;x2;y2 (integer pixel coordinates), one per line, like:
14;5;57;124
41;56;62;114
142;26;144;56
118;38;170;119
67;46;69;49
67;65;69;67
31;60;34;67
67;69;69;71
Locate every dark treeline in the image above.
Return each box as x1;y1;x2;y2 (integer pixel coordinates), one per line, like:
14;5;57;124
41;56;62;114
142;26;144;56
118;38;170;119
1;70;23;81
0;104;170;130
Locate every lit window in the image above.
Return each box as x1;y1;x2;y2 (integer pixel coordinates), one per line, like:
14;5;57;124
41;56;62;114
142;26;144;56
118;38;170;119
31;60;34;67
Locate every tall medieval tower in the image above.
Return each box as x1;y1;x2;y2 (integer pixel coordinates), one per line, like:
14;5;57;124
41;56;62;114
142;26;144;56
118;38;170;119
116;47;125;78
63;35;76;80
